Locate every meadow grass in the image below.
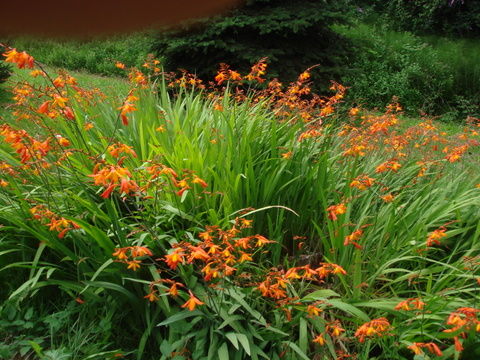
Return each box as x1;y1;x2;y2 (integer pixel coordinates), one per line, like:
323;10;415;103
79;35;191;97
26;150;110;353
1;49;480;360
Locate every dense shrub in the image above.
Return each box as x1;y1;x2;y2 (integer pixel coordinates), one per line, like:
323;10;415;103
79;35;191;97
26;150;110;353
0;44;12;84
356;0;480;37
337;23;454;115
152;0;355;93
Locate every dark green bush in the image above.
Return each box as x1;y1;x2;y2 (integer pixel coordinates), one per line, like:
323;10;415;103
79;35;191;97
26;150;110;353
0;43;12;84
153;0;355;93
337;23;454;115
356;0;480;37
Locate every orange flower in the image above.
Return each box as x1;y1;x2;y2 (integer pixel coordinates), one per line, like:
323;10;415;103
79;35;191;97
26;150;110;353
126;260;141;271
344;229;363;249
381;194;394;203
426;226;447;247
407;342;443;356
326;203;347;221
192;175;208;188
52;94;69;108
281;151;292;159
187;246;210;263
164;248;186;269
394;298;426;311
312;333;326;345
112;248;129;260
355;317;391;343
116;102;137;125
168;282;181;297
307;304;323;317
144;291;159;302
181;290;204;311
3;48;35;69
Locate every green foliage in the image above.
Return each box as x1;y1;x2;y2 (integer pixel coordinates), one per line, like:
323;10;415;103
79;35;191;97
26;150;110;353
337;23;454;115
337;22;480;119
9;32;156;76
1;55;480;359
0;43;12;85
153;0;354;93
356;0;480;37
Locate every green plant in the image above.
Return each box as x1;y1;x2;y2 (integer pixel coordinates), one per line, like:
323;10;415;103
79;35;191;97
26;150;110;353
153;0;354;94
355;0;480;37
336;22;454;116
1;46;480;359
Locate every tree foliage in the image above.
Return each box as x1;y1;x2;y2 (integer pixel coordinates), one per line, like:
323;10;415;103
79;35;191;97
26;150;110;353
0;44;12;84
357;0;480;37
153;0;355;92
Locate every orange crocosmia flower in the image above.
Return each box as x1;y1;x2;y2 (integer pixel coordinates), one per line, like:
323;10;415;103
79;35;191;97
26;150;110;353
215;72;227;85
47;217;71;232
394;298;426;311
112;248;129;260
238;251;253;263
55;135;70;147
390;161;402;172
235;236;251;250
144;291;159;302
181;290;204;311
126;260;142;271
130;246;153;258
326;203;347;221
381;194;394;203
327;322;345;337
63;106;75;120
254;235;273;247
355;317;391;343
38;101;51;114
312;333;326;345
168;282;181;297
117;102;137;125
164;248;186;269
408;342;443;356
344;229;363;249
199;230;214;242
407;343;423;356
52;94;69;108
3;48;35;69
187;246;210;262
281;151;292;159
0;179;8;187
192;175;208;188
307;304;323;317
101;184;116;199
426;227;447;246
229;70;242;81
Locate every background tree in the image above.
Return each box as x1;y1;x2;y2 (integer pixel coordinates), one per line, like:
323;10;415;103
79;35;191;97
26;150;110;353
153;0;355;92
0;43;12;85
356;0;480;37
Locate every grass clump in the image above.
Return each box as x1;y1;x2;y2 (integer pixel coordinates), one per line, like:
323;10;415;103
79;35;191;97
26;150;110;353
0;46;480;359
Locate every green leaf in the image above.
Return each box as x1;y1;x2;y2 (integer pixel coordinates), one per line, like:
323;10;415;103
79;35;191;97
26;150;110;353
225;333;239;350
236;333;251;356
284;342;309;360
326;299;370;322
157;309;203;326
301;289;340;301
217;342;229;360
